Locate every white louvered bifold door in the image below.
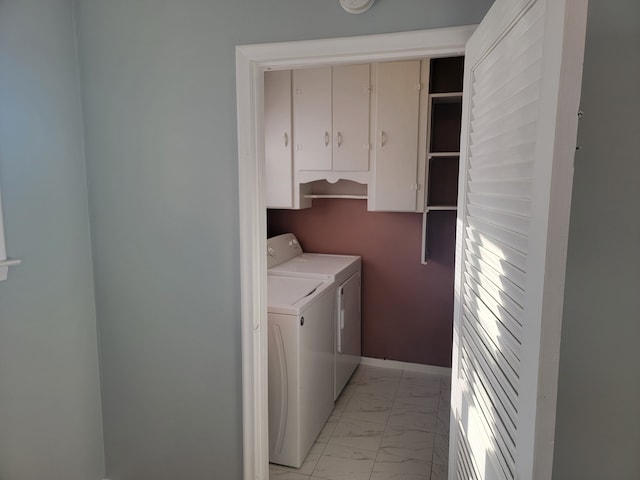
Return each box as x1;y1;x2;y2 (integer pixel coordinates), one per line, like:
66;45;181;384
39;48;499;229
450;1;587;479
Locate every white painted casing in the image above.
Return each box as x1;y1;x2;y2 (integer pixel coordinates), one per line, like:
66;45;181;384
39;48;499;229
236;26;476;480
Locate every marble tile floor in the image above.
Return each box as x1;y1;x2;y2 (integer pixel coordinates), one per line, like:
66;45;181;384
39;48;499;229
270;364;451;480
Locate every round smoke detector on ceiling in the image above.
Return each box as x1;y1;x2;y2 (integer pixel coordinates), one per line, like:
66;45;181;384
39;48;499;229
339;0;375;14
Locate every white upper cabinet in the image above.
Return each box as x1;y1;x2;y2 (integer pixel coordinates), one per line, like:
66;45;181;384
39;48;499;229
264;70;293;209
263;61;435;212
331;64;371;172
369;61;423;212
293;65;370;176
292;67;333;172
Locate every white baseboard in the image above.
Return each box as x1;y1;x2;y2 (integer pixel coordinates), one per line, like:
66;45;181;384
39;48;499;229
360;356;452;376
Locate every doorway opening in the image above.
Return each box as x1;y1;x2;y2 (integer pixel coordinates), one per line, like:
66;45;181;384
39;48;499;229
235;26;474;480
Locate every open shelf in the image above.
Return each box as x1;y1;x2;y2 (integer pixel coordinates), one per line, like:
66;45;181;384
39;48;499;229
426;206;457;211
304;194;367;200
429;100;463;153
427;156;459;207
421;210;457;264
430;92;463;102
429;56;465;93
429;152;460;158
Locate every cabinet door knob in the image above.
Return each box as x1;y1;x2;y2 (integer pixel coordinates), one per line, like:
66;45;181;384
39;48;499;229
337;131;343;147
324;131;330;147
380;130;387;147
284;132;289;147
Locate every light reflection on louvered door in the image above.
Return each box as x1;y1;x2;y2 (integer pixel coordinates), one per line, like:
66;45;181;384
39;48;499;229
450;1;587;479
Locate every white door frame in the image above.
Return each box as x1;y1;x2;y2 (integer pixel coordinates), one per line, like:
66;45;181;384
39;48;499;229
235;26;476;480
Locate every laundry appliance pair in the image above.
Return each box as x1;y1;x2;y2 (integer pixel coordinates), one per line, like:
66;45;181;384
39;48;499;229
266;233;361;468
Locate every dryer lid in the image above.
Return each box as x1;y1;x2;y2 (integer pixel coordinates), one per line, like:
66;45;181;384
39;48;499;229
267;275;327;308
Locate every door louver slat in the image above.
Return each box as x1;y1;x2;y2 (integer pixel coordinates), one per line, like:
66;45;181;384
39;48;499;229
464;238;526;288
468;143;535;170
467;193;531;217
467;179;532;197
464;269;524;323
463;292;522;361
459;360;515;479
467;205;529;236
471;8;544;83
465;255;525;308
462;305;520;396
469;121;537;158
466;218;527;254
456;425;481;480
465;226;528;272
471;81;539;133
459;351;516;469
472;58;542;121
461;323;519;422
469;161;534;182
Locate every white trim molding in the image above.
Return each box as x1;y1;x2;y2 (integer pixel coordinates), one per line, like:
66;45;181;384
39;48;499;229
235;26;475;480
0;188;20;281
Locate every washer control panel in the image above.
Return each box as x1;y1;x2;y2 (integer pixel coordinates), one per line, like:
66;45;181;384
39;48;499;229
267;233;304;269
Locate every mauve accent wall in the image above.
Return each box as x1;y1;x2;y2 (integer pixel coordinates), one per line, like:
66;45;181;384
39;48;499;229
268;199;456;367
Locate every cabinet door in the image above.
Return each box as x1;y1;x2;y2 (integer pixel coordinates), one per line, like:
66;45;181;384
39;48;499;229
293;67;332;171
370;61;421;211
264;70;293;208
335;272;361;399
332;64;370;172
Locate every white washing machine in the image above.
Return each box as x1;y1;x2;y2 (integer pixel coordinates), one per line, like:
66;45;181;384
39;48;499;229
267;274;335;468
267;233;362;400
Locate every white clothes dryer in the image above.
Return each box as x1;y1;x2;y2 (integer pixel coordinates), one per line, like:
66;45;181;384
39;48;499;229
267;233;362;400
267;274;335;468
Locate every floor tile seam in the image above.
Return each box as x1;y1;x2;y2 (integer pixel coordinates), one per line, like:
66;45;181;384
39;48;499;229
325;434;384;454
322;441;379;456
372;452;435;480
373;448;434;465
315;366;444;479
314;439;328;458
383;419;441;436
377;368;402;446
342;392;394;413
377;367;436;471
340;412;391;426
429;382;447;466
309;442;379;480
384;367;440;437
389;401;440;415
363;364;401;480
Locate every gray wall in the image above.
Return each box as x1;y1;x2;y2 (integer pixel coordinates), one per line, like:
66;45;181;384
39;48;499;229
0;1;105;479
2;1;635;479
73;0;492;478
553;1;640;478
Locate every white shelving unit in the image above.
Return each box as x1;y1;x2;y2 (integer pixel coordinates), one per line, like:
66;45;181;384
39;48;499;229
421;58;464;264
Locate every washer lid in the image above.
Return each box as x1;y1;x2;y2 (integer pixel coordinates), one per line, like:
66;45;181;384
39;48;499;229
268;275;327;308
